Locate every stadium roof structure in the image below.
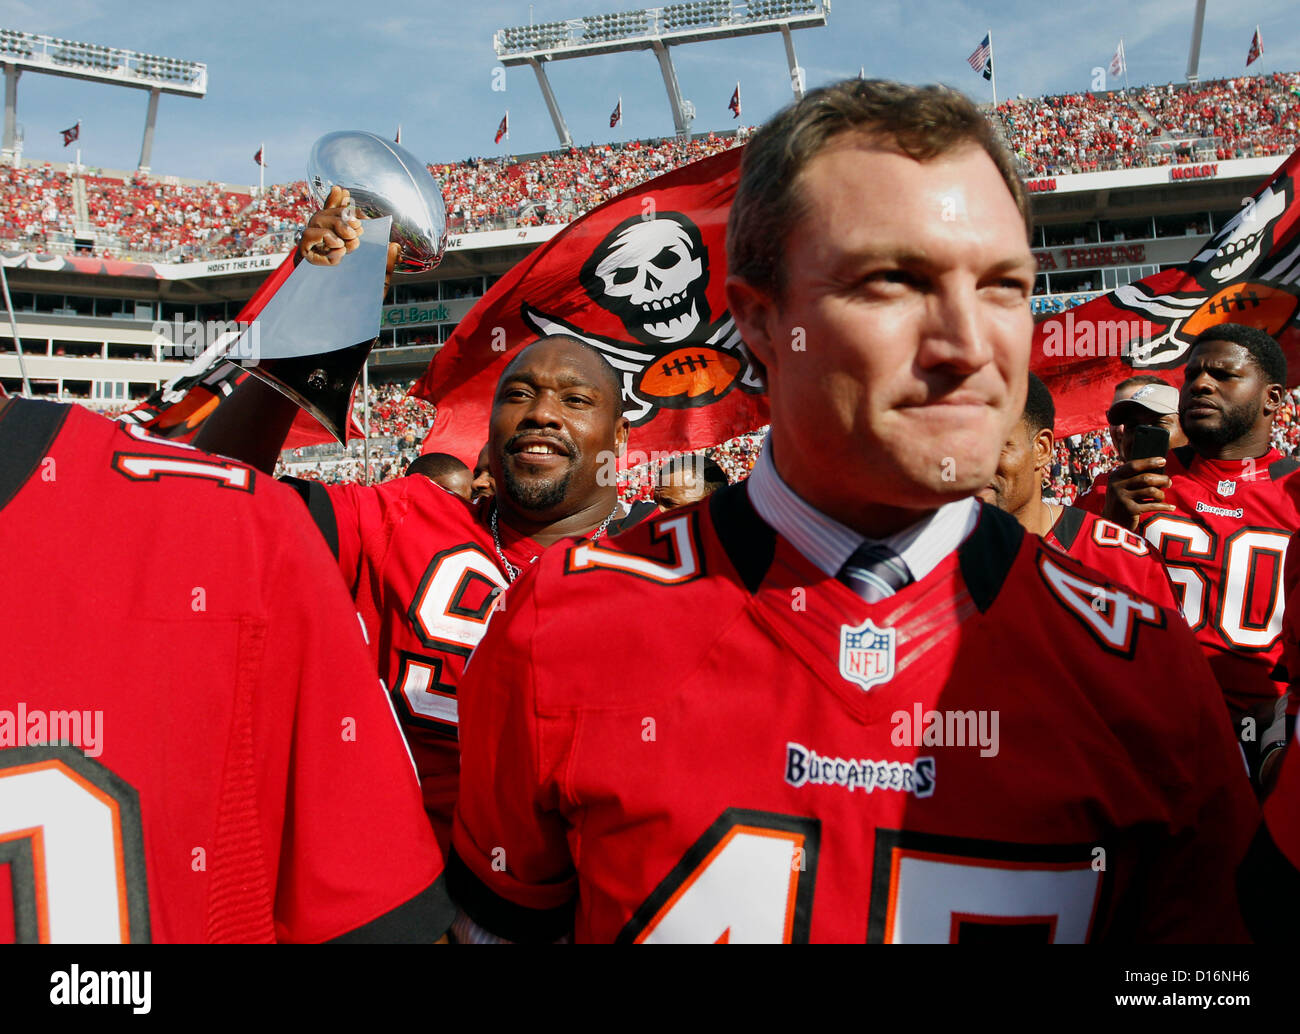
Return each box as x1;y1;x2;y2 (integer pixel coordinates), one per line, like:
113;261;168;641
0;28;207;172
493;1;829;145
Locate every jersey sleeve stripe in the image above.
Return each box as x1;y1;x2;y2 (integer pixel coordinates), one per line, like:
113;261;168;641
325;873;456;944
445;846;574;943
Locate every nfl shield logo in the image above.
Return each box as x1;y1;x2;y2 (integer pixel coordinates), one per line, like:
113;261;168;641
839;619;895;691
1217;479;1236;497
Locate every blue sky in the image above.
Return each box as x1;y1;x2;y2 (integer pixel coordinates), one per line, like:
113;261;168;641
2;0;1296;185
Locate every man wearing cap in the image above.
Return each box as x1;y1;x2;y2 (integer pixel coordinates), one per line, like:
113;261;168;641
1075;376;1187;516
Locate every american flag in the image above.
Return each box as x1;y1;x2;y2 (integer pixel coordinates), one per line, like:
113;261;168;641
967;33;992;81
1246;26;1263;67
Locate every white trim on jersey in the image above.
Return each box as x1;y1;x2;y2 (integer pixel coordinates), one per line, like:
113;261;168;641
747;440;980;587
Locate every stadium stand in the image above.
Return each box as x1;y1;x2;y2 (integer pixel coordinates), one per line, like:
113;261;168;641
4;69;1298;264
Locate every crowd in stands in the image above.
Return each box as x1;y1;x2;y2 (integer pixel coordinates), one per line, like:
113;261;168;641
360;380;436;442
430;131;747;234
5;68;1297;265
1137;72;1300;161
0;164;75;250
993;70;1300;177
997;90;1156;177
81;173;252;259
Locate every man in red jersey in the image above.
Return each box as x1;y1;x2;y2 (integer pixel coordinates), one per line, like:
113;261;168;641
197;290;638;846
1104;324;1300;757
448;79;1255;943
1075;377;1187;516
979;374;1178;609
0;398;452;943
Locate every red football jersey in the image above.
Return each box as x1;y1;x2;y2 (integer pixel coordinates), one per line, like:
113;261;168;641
450;488;1255;942
0;400;451;943
282;474;546;849
1138;446;1300;715
1074;472;1109;516
1045;506;1179;611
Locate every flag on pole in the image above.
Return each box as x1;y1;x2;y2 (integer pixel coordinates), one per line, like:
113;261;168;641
1033;143;1300;435
395;124;402;145
610;98;622;128
1109;40;1125;78
728;82;741;119
60;122;80;147
252;145;266;167
1247;26;1263;66
411;146;767;466
494;112;509;144
967;33;992;81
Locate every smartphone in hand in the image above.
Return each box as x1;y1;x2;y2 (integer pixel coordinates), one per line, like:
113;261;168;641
1130;424;1171;462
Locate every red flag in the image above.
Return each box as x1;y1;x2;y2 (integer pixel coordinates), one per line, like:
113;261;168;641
728;83;741;120
61;122;79;147
610;98;622;128
412;146;767;466
253;146;266;167
1033;147;1300;435
494;113;509;144
1247;26;1263;67
119;250;363;447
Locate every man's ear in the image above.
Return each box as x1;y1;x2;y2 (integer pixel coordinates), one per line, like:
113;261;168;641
1033;429;1055;475
1265;382;1286;417
615;416;630;458
725;274;778;373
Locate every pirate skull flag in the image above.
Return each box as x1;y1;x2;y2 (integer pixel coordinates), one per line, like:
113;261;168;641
1034;146;1300;435
411;145;767;465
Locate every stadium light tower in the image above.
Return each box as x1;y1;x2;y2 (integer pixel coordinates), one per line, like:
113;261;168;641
493;1;830;146
1185;0;1207;86
0;29;207;170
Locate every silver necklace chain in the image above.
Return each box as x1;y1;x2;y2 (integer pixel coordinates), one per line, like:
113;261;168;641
491;502;621;583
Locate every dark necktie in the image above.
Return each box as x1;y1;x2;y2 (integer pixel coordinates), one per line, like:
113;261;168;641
837;541;912;603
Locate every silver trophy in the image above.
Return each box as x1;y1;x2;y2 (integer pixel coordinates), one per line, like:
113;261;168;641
245;130;449;441
306;130;449;272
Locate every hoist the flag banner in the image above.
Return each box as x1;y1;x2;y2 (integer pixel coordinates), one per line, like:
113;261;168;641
1033;146;1300;435
412;145;768;466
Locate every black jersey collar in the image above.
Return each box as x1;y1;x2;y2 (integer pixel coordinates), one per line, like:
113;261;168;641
0;398;71;514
